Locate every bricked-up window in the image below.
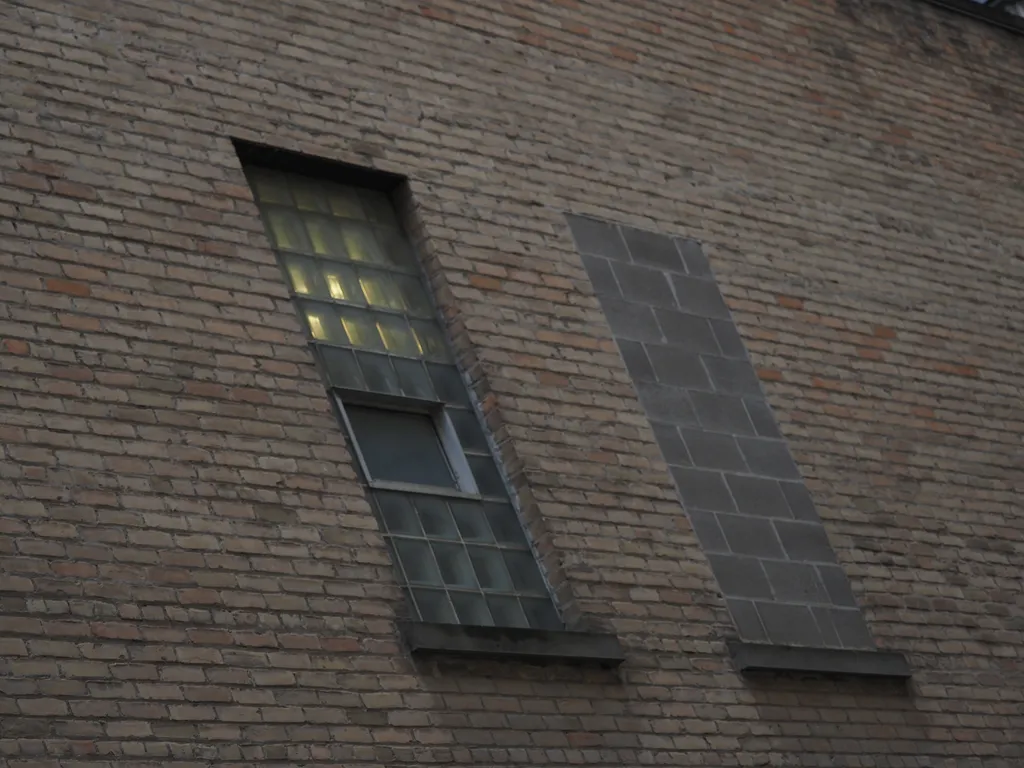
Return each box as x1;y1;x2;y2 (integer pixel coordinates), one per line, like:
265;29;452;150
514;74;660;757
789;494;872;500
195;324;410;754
244;167;562;631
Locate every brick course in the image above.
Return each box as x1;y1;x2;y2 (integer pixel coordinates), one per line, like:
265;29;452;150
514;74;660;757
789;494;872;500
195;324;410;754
1;0;1023;765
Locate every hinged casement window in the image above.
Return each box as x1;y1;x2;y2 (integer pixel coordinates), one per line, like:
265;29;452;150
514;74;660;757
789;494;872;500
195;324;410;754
243;164;562;632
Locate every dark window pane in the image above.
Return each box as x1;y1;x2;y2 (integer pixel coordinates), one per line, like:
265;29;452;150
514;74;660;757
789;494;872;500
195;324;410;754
377;228;419;271
485;503;528;547
416;497;458;539
450;500;494;543
290;180;331;213
431;542;478;588
325;184;364;219
377;315;421;357
393;359;435;400
411;320;451;362
376;492;421;536
521;598;562;630
467;546;513;591
395;274;433;317
318;347;365;390
487;595;528;628
340;222;387;265
355;352;400;395
346;406;455;488
265;208;311;253
468;456;506;497
427;364;470;406
448;408;489;453
450;592;492;626
360;190;399;228
304;215;348;259
393;539;441;585
504;550;547;593
412;588;456;624
299;301;345;344
247;169;292;206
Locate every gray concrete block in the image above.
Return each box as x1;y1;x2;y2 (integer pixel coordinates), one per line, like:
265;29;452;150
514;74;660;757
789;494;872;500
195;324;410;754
613;261;676;307
727;599;768;642
654;308;721;353
717;513;786;558
600;296;663;342
690;392;756;435
736;437;802;480
687;509;729;552
707;554;773;600
779;481;820;521
725;475;793;518
774;521;839;563
709;318;747;359
647;346;713;389
671;467;737;513
581;253;620;296
567;215;629;261
649;421;691;466
622;226;684;271
702;356;763;396
755;602;824;647
677;238;712;278
618;339;655;382
762;560;829;603
832;608;875;649
817;565;858;607
811;606;842;647
743;398;783;439
671;275;731;318
679;429;748;472
637;382;698;426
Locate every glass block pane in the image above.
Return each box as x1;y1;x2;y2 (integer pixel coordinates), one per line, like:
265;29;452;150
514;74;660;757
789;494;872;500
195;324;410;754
448;408;488;453
392;359;434;400
281;255;321;297
248;170;292;206
377;229;418;271
415;497;458;539
467;546;514;591
487;595;528;628
305;216;348;259
468;456;506;498
266;209;312;253
395;274;433;317
321;262;362;303
341;223;386;265
326;184;364;219
485;503;528;547
450;500;494;543
346;406;456;488
355;352;401;395
427;364;470;406
503;550;547;593
521;598;562;630
393;538;442;585
361;190;399;228
291;181;331;213
359;270;405;311
412;588;456;624
376;492;421;536
450;591;492;626
300;302;345;344
412;321;451;362
377;315;421;357
431;542;478;588
339;308;384;351
318;346;365;390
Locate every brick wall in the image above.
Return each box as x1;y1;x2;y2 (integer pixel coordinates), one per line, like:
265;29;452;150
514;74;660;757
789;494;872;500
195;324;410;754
1;0;1023;765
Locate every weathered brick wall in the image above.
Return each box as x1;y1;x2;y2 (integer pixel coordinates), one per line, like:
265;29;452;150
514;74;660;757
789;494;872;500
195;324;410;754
1;0;1022;765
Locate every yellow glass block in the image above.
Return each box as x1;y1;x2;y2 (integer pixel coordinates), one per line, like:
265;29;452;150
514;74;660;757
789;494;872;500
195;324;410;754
292;183;329;213
288;264;311;295
307;313;327;340
267;210;309;252
342;226;385;264
305;217;346;258
377;317;420;357
359;272;404;311
327;186;364;219
340;313;382;350
412;322;449;361
249;171;291;205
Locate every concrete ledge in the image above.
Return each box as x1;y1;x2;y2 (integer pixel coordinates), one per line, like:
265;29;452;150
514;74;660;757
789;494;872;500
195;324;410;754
398;622;625;667
728;641;911;679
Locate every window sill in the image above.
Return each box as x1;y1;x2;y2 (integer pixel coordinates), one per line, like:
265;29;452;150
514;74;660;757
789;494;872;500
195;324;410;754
920;0;1024;34
398;621;626;667
727;641;911;679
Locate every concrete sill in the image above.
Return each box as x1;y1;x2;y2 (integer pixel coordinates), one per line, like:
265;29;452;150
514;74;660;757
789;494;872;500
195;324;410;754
398;621;626;667
728;641;911;679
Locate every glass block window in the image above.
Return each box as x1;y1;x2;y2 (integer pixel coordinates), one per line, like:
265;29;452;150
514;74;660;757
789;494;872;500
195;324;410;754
244;166;562;631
